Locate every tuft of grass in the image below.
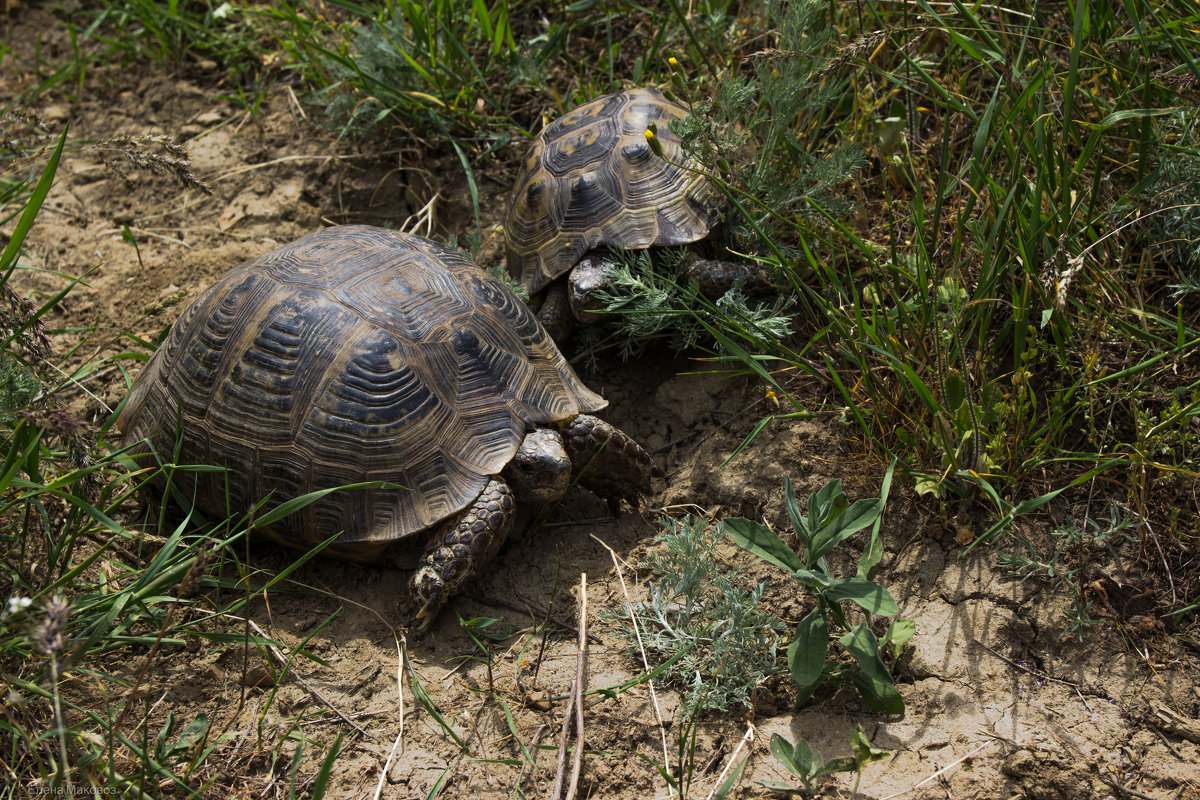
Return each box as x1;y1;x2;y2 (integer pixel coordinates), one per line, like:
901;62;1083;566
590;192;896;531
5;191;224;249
0;114;348;796
89;0;272;80
283;0;520;139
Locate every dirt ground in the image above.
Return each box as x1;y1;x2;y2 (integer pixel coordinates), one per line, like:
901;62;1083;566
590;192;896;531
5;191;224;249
4;6;1200;799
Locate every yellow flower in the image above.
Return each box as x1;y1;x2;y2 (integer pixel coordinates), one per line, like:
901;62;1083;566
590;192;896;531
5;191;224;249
644;124;665;157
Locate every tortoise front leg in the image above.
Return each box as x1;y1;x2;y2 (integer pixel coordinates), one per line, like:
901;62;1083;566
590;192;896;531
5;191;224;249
557;414;657;508
535;280;576;343
410;478;516;634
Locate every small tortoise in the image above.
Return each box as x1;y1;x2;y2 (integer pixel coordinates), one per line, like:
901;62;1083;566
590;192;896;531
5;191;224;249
504;87;773;341
116;225;654;632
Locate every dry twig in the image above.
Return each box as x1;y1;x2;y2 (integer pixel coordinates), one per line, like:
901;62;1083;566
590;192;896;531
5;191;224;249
877;741;993;800
372;634;407;800
551;574;589;800
595;536;675;795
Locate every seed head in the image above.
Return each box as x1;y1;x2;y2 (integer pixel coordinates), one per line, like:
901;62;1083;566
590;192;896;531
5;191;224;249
32;594;70;658
178;548;211;599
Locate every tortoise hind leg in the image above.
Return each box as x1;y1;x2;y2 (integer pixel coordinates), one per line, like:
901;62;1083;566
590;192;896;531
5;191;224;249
410;478;516;634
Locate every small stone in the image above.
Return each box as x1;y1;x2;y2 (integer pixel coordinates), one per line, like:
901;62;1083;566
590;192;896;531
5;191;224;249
41;104;70;123
240;665;274;688
525;690;552;712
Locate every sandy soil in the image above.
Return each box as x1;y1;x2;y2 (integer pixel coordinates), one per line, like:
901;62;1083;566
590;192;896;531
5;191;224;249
4;6;1199;799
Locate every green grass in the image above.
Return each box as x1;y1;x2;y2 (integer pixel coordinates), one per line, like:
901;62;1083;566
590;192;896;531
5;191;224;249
664;0;1200;553
2;0;1198;794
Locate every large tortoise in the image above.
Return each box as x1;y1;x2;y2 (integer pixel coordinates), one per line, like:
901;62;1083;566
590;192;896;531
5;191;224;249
504;87;773;341
116;225;654;632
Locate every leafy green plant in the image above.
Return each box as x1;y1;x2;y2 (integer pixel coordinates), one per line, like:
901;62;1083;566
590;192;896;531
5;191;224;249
761;724;890;795
656;0;1200;585
575;246;796;363
723;474;911;714
609;516;785;720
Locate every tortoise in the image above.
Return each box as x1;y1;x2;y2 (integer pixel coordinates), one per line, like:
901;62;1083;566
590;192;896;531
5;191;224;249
115;225;654;632
504;87;773;341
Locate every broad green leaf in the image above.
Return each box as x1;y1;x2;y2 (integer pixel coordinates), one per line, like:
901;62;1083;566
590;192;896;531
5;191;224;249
783;475;811;545
754;778;803;793
824;579;898;617
839;624;905;715
882;618;916;658
913;476;945;498
722;517;803;573
814;755;858;778
788;607;828;692
857;460;895;579
851;724;891;767
172;713;209;755
789;568;835;590
769;734;800;778
810;498;882;563
943;372;965;411
807;478;846;533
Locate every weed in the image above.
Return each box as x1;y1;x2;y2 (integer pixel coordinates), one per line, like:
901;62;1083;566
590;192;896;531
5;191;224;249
661;0;1200;569
0;114;345;796
1138;139;1200;297
580;246;797;361
289;0;518;139
90;0;269;80
608;516;785;721
999;502;1144;639
93;134;213;194
724;471;912;714
760;724;890;796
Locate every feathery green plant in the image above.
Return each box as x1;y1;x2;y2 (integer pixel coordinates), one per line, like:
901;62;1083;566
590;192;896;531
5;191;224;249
609;516;785;721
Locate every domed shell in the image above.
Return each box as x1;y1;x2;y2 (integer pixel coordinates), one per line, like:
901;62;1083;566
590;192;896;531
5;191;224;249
116;225;606;550
504;87;724;295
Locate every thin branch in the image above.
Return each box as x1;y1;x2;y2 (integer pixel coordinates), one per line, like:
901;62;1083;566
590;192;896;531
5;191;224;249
877;741;992;800
551;573;589;800
594;536;675;796
372;633;406;800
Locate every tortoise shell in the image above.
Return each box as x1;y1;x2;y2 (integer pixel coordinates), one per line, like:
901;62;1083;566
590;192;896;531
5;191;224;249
116;225;606;552
504;87;725;295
